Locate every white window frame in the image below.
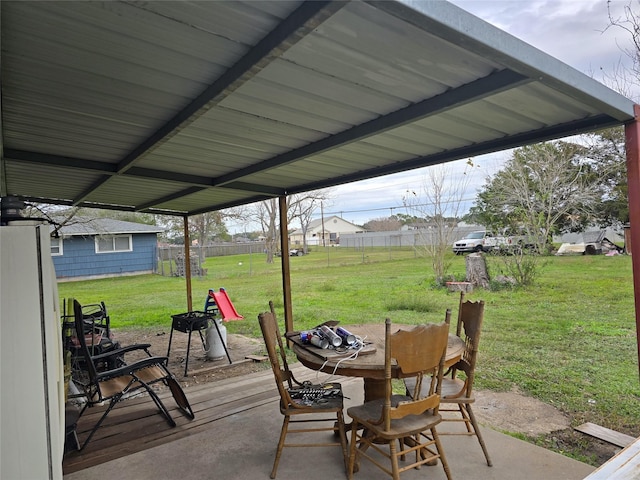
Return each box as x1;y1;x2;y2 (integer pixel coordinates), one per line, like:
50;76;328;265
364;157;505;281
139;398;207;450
50;236;63;256
95;234;133;254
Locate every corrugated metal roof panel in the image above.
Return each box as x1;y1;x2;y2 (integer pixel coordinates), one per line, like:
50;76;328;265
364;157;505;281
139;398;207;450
1;0;635;215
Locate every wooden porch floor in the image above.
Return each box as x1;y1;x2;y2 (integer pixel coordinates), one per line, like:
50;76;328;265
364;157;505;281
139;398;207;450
63;363;326;475
62;363;597;480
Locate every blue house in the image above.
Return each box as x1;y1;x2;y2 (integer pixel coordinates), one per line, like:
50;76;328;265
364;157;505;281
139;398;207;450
51;217;164;281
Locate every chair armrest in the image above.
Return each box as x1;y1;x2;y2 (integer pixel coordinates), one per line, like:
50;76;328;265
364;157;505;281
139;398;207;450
96;356;169;381
90;343;153;362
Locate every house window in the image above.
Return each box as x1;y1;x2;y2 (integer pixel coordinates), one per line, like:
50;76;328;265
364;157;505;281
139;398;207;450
51;237;63;256
96;235;132;253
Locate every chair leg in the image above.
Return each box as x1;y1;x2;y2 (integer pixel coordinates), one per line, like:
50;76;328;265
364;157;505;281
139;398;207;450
79;396;121;450
145;386;176;427
389;439;401;480
432;427;453;480
398;437;406;462
337;412;349;472
465;403;493;466
271;416;289;479
348;421;359;480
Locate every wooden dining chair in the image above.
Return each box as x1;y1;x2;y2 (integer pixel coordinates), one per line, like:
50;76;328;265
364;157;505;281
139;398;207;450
258;309;348;479
407;293;492;466
347;317;453;480
442;296;492;466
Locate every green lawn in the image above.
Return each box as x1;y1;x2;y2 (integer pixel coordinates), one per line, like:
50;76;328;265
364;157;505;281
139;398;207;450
59;248;640;444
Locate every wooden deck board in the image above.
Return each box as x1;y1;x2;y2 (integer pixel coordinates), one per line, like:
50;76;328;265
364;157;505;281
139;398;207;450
63;365;355;475
575;423;635;449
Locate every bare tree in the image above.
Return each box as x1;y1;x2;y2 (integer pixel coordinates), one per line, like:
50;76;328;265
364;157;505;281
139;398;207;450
402;161;476;283
603;1;640;101
288;189;334;253
243;189;333;262
253;198;279;263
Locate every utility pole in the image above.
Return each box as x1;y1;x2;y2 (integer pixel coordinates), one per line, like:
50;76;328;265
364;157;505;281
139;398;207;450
321;201;326;247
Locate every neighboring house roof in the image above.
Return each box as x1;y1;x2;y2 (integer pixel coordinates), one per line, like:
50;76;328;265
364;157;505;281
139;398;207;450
52;217;164;237
290;216;363;235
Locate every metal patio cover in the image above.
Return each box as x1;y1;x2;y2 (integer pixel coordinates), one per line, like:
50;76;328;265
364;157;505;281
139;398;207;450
0;0;636;216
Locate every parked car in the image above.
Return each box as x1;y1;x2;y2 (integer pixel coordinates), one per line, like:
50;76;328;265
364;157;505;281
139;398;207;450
274;249;305;257
452;231;507;254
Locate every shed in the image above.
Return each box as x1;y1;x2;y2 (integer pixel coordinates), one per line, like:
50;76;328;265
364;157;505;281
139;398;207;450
51;217;164;281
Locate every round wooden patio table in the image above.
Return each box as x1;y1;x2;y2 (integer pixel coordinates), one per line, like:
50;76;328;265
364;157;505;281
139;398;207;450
292;323;465;402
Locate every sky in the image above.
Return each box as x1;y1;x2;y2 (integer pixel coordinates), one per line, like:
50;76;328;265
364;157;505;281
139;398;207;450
229;0;636;233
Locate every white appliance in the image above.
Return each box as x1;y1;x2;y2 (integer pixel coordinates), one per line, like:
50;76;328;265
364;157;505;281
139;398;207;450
1;221;64;479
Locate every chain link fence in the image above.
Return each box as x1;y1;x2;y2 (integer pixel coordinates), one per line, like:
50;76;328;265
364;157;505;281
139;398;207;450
158;243;267;276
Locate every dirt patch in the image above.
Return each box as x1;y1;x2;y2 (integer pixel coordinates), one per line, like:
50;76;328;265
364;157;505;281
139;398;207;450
473;386;620;466
474;386;570;436
112;326;269;387
110;327;620;467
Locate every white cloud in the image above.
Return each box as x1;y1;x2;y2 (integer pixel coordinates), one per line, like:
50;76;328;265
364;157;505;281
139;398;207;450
451;0;631;78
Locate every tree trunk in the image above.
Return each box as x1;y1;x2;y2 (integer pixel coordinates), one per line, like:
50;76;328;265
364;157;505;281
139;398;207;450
466;253;490;289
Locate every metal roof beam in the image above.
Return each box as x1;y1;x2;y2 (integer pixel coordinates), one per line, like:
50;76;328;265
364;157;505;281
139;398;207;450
286;113;622;195
4;149;287;197
4;149;118;173
134;182;282;212
13;195;185;216
135;187;206;212
212;69;530;186
188;194;276;216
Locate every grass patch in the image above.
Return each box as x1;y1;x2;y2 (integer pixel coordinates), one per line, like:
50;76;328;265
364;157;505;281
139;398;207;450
59;248;640;442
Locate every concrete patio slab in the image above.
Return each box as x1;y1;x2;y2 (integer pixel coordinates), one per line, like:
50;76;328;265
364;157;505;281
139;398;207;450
64;380;595;480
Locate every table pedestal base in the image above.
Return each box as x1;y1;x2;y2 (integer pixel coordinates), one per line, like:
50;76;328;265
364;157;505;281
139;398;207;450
364;378;387;402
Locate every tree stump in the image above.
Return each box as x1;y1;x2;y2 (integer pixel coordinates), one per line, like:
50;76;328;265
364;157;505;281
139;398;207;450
445;281;473;293
466;253;490;289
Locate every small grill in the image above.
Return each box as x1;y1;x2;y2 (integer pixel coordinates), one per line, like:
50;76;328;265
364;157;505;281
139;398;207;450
170;311;212;333
167;311;216;376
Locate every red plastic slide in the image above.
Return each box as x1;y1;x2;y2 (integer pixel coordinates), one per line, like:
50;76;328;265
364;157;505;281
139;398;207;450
212;290;244;321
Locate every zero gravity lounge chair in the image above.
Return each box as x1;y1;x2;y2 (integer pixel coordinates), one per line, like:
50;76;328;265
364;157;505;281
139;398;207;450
71;299;194;450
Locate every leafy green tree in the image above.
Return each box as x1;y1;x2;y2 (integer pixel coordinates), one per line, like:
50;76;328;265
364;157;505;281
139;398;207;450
584;127;629;227
470;141;600;253
159;212;229;245
363;216;403;231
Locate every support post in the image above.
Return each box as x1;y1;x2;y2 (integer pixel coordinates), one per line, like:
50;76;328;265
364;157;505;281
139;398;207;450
183;216;193;312
278;196;293;335
624;103;640;379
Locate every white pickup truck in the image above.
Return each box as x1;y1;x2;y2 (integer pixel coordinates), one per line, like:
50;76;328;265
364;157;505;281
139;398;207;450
452;231;509;254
